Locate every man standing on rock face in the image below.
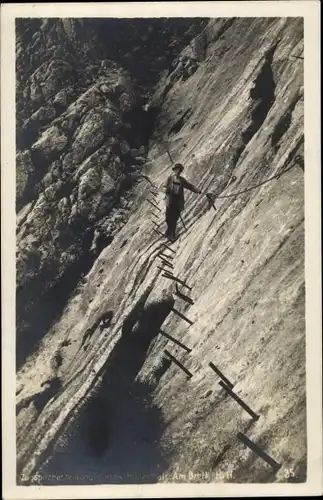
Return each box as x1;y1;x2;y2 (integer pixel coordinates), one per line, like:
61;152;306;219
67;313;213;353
164;163;204;241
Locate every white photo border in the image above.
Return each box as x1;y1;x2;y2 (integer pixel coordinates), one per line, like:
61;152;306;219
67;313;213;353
1;2;321;498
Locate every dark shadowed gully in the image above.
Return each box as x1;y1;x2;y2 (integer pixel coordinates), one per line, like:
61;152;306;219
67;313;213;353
36;294;175;484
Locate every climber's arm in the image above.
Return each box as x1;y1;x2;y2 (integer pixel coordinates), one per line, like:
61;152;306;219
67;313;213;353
181;177;203;194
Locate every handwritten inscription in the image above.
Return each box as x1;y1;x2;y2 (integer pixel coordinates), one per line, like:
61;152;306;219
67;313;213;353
20;469;234;483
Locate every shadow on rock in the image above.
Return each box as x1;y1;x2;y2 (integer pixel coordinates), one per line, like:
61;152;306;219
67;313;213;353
39;290;174;485
16;227;97;371
16;377;62;416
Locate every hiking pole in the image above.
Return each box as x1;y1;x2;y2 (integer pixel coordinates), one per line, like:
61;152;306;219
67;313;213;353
205;193;217;212
166;149;174;164
179;213;187;231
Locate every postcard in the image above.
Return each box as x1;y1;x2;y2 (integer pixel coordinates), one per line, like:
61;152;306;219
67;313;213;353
1;1;321;498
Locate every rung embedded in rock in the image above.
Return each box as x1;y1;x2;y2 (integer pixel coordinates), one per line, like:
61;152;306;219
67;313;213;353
171;307;194;326
208;362;234;388
219;381;259;420
175;289;194;305
147;199;161;211
161;273;192;290
157;255;174;268
157;265;173;274
164;349;193;378
160;329;192;353
237;432;282;471
160;251;174;261
153;228;165;238
161;242;176;254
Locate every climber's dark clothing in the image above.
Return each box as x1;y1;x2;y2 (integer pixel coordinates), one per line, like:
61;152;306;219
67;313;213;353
164;174;201;238
165;198;181;239
165;174;201;210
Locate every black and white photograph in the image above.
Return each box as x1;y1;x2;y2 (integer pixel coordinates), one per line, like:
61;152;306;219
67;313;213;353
1;1;321;498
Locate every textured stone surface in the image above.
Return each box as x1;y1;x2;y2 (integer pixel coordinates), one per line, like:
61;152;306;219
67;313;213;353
16;18;305;485
16;19;207;372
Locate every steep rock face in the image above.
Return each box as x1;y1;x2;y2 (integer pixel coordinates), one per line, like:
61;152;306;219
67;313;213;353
16;18;207;369
16;18;305;484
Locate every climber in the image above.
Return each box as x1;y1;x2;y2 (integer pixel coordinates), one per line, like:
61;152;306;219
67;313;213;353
164;163;204;241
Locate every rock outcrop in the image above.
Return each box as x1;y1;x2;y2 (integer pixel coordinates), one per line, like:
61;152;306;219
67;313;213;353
16;18;207;369
16;17;305;485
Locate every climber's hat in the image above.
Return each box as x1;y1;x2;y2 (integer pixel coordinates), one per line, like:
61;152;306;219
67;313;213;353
172;163;184;173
